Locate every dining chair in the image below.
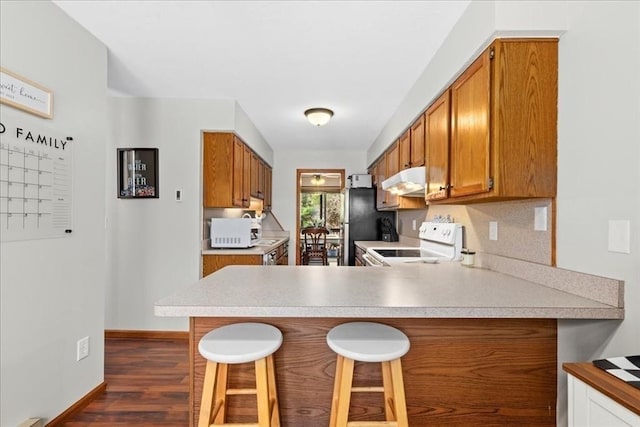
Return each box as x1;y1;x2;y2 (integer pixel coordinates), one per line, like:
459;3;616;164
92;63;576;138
301;227;329;266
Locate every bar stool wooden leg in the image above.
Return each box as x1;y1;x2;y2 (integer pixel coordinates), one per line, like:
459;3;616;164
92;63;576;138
333;356;355;427
212;363;228;424
329;354;344;427
255;357;270;427
266;354;281;427
390;358;409;427
199;360;218;427
381;361;396;421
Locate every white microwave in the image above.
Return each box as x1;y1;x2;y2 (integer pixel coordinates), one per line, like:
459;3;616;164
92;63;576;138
348;174;372;188
210;218;253;248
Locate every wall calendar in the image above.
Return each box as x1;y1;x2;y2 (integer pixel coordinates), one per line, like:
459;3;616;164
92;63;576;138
0;115;73;241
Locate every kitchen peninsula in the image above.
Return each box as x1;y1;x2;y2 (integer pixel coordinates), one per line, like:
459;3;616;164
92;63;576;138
155;262;623;426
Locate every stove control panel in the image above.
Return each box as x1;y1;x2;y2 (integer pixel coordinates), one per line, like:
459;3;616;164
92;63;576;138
419;222;462;245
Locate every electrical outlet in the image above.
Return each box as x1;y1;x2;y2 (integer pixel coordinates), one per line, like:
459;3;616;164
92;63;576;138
608;220;631;253
534;206;548;231
489;221;498;241
175;189;182;202
77;336;89;361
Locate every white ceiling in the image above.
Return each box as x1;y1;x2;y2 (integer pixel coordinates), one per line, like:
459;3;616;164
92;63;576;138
53;0;470;152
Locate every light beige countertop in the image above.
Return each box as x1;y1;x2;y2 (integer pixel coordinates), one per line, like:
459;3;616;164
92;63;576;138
201;235;289;255
154;261;623;319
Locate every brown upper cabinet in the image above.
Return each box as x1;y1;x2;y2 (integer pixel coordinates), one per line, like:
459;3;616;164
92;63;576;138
432;38;558;203
425;90;451;201
370;156;387;210
398;130;411;170
203;132;271;209
410;115;426;168
398;117;425;171
263;165;272;211
383;141;400;209
250;152;267;200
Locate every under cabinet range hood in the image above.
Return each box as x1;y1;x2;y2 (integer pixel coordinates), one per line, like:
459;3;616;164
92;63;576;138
381;166;426;197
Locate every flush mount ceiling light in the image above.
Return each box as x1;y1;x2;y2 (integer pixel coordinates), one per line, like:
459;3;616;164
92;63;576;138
310;174;325;185
304;108;334;126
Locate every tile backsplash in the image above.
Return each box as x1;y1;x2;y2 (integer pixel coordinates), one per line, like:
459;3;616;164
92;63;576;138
397;199;553;265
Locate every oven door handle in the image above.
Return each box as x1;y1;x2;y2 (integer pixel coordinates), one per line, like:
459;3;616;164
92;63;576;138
362;253;385;267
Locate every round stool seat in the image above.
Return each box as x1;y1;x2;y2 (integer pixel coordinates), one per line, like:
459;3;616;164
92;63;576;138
198;322;282;364
327;321;410;363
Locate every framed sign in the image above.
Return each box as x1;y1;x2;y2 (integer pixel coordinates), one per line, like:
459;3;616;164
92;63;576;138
0;67;53;119
117;148;159;198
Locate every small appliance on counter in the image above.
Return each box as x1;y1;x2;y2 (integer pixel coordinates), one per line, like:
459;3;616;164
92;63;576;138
210;218;253;248
243;212;265;241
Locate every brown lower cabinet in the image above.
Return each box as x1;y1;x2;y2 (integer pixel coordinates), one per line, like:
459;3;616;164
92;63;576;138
354;245;366;266
202;242;289;276
190;317;557;427
202;254;262;277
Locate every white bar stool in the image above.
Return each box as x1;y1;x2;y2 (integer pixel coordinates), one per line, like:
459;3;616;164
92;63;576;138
326;321;410;427
198;322;282;427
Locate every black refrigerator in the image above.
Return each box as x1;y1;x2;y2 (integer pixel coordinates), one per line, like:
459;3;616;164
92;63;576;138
340;188;395;266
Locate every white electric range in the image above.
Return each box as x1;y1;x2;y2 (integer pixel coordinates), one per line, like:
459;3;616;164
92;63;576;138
363;222;464;267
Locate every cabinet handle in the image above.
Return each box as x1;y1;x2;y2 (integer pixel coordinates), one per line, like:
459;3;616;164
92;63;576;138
404;163;410;168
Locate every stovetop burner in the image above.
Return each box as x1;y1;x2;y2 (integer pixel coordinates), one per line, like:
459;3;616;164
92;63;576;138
372;249;425;258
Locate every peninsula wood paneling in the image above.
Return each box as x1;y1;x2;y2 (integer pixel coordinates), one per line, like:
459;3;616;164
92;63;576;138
191;317;557;427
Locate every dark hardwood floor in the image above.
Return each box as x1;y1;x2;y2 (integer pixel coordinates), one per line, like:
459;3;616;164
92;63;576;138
60;337;189;426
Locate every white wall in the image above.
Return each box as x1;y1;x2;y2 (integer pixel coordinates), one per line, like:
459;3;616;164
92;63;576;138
0;1;108;425
367;0;567;164
107;97;273;331
555;2;640;425
372;1;640;425
272;150;369;262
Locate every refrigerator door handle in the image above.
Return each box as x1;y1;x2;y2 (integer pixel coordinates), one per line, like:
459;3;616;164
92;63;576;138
342;222;349;266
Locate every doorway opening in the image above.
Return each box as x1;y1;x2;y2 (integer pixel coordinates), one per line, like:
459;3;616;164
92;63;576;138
296;169;345;265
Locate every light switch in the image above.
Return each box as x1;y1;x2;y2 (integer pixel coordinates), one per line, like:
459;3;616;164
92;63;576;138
412;219;417;231
534;206;548;231
608;220;631;254
176;189;182;202
489;221;498;241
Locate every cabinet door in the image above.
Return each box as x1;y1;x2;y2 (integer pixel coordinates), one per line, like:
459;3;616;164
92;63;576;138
385;141;400;208
232;138;249;207
425;91;451;201
568;374;640;427
242;144;251;207
202;254;262;277
263;165;272;211
258;160;265;200
398;129;411;170
373;157;387;210
250;152;260;198
203;133;234;208
410;115;426;167
450;47;491;198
